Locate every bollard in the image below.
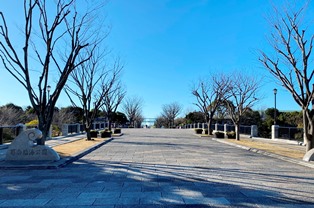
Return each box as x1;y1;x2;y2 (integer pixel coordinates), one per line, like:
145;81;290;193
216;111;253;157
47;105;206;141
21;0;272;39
271;125;279;139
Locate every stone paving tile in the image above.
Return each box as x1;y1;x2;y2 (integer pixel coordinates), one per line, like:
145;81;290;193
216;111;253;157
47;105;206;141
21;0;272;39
46;197;95;206
78;191;121;199
0;199;50;206
1;129;314;207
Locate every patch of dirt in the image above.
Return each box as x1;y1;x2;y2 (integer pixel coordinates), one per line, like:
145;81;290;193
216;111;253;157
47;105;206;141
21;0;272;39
226;138;305;159
52;138;107;157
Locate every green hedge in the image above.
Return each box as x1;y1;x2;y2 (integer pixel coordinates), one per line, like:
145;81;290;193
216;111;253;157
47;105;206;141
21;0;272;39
194;128;203;134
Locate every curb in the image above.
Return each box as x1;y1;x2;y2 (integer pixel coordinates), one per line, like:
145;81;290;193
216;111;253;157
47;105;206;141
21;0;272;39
212;138;314;169
0;138;114;170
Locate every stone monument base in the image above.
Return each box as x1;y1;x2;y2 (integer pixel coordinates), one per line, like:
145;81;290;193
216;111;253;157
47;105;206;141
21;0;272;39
5;128;60;162
303;148;314;162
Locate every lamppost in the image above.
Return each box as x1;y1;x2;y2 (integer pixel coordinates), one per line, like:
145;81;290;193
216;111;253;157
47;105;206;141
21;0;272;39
47;85;51;99
273;88;277;125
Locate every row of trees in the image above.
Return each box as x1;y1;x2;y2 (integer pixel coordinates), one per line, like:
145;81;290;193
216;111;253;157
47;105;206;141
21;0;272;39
183;108;303;138
0;0;144;142
191;72;260;141
0;97;145;135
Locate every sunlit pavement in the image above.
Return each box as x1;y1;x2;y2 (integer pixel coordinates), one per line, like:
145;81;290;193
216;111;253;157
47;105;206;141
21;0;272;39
0;128;314;207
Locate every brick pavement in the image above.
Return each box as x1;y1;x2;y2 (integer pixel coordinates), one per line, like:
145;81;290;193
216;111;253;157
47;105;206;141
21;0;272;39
0;128;314;207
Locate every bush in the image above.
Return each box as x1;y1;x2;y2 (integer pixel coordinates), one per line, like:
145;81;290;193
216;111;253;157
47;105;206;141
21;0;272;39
25;119;38;127
52;124;61;137
214;131;225;138
226;131;236;139
101;130;111;138
194;128;203;134
90;130;98;138
2;129;14;143
113;128;121;134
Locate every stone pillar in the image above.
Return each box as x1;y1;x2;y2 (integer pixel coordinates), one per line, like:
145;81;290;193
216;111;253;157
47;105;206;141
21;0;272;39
251;125;258;137
62;124;68;136
77;124;80;133
215;123;218;131
224;124;228;137
271;125;279;139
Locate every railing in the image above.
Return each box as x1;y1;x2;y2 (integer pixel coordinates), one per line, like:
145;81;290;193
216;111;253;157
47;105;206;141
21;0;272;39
0;121;108;144
278;126;303;141
185;122;258;137
62;122;107;136
0;124;25;144
239;125;252;135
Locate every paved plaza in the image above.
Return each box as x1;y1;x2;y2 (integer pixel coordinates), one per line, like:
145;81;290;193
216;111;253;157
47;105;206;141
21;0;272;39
0;128;314;207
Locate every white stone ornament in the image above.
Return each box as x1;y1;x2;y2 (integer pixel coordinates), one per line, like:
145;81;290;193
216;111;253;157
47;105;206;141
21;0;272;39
5;128;60;161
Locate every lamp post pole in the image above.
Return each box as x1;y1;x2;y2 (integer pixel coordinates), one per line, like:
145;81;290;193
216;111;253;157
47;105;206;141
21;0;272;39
273;88;277;125
47;85;51;99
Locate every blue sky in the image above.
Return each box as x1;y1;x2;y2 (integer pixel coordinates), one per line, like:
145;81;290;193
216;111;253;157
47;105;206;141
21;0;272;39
0;0;306;118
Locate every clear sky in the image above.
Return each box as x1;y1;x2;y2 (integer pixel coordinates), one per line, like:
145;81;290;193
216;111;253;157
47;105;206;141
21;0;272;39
0;0;307;118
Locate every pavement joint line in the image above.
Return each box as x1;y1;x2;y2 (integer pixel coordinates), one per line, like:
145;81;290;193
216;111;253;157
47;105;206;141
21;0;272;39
212;138;314;169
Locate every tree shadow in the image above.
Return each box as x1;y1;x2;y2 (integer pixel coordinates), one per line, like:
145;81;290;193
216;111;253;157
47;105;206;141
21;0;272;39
50;158;314;207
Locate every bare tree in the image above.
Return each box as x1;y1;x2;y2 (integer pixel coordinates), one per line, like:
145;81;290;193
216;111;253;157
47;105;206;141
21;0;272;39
0;0;102;144
122;96;144;128
52;107;80;132
154;116;167;128
65;51;122;140
259;2;314;152
102;81;126;130
192;74;230;135
0;105;24;125
161;102;182;128
134;113;144;128
223;73;260;140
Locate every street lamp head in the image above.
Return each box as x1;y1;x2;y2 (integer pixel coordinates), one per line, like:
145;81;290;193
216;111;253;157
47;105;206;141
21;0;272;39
47;85;51;92
273;88;277;94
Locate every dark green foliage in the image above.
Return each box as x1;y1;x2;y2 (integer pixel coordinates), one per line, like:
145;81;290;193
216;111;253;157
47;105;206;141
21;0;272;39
59;106;84;123
194;128;203;134
204;129;209;135
241;109;262;126
90;130;98;138
101;130;111;138
226;131;236;139
112;112;128;125
113;128;121;134
214;131;225;138
186;111;205;124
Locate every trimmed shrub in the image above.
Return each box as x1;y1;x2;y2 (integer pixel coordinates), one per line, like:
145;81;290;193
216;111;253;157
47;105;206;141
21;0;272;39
194;128;203;134
113;128;121;134
90;131;98;138
204;129;208;135
214;131;225;138
226;131;236;139
101;130;111;138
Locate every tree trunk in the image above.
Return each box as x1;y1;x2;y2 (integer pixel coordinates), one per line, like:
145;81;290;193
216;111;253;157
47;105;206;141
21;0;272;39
235;123;240;141
108;120;112;131
37;112;53;145
208;119;212;135
85;121;92;141
303;109;314;152
86;127;91;141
